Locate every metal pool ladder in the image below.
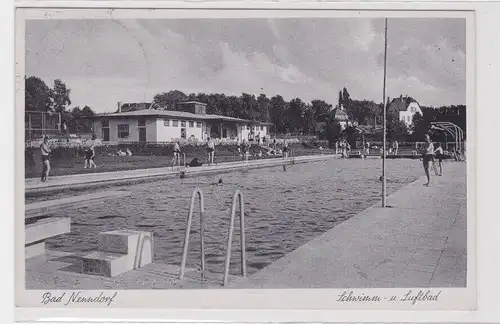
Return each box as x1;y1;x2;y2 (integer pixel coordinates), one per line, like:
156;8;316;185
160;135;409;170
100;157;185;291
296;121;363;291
223;189;247;286
179;188;247;286
179;187;206;280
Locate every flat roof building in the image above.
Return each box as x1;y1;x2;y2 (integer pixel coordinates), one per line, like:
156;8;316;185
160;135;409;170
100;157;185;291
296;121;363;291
91;101;273;143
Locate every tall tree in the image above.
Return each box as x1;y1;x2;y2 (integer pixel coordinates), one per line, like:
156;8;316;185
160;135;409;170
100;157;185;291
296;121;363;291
269;95;288;133
288;98;307;133
25;76;52;112
311;100;332;121
323;115;342;148
51;79;71;113
342;87;351;109
153;90;188;110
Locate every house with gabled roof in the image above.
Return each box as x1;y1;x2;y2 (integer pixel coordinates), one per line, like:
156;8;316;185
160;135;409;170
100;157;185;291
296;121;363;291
388;95;423;126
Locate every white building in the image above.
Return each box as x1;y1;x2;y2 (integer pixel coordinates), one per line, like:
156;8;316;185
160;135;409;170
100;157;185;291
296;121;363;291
90;101;273;143
388;95;423;127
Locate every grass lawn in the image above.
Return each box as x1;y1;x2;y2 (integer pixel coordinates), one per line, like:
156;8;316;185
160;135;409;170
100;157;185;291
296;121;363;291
25;145;337;179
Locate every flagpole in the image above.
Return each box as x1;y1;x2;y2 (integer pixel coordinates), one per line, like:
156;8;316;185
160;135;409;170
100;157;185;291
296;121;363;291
382;17;388;208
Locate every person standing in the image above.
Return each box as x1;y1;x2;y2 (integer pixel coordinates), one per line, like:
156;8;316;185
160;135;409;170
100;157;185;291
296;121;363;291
207;137;215;165
283;139;289;159
434;143;444;176
394;140;399;155
40;136;51;182
173;141;181;167
421;134;435;186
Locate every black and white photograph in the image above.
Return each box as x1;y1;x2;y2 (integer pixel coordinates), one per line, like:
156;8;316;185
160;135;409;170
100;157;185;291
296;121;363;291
16;7;475;311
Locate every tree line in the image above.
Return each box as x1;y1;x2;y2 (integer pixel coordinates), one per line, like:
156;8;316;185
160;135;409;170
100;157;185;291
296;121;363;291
25;76;95;134
25;76;466;144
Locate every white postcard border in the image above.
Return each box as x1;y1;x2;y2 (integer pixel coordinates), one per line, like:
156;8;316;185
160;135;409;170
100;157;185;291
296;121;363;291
13;2;480;321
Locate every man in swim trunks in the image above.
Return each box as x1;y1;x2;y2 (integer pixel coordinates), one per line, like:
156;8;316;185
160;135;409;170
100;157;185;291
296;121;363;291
434;143;444;176
173;141;181;167
283;139;289;159
40;136;51;182
207;137;215;165
422;134;435;186
241;139;250;162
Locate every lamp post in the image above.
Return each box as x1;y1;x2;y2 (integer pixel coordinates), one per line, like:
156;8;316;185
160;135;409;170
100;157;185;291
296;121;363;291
382;17;388;207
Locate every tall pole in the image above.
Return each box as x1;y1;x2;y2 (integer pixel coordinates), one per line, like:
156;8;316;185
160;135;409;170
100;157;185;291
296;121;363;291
382;17;388;207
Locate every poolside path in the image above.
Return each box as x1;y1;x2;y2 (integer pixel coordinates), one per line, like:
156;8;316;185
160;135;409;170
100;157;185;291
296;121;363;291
25;154;338;194
229;161;467;288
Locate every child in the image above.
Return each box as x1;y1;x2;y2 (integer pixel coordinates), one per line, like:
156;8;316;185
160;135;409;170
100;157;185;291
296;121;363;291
84;143;97;169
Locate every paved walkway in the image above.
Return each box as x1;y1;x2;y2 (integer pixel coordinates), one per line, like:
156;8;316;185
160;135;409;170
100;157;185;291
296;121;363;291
25;161;467;289
25;154;338;194
229;162;467;288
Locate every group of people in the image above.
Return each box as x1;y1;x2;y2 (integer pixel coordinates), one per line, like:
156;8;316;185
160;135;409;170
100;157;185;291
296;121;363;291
170;137;291;168
39;136;97;182
420;134;445;187
335;140;351;158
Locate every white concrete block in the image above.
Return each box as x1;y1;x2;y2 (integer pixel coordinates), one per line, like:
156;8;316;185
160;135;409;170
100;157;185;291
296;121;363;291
98;230;153;257
83;230;154;277
81;252;131;277
25;217;71;245
25;241;45;259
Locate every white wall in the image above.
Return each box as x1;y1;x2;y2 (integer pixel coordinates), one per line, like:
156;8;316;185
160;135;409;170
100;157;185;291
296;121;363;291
157;118;204;142
239;124;269;141
146;118;157;142
93;118;156;142
399;102;422;126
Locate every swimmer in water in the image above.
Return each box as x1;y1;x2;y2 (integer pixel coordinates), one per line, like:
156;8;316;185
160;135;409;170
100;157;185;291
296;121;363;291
212;178;223;185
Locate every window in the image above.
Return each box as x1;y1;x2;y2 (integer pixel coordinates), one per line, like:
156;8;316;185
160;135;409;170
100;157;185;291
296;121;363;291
172;120;179;127
407;116;411;122
401;117;405;121
138;118;146;127
101;119;109;127
260;126;264;131
181;120;186;127
196;122;202;128
247;126;250;130
117;124;129;138
164;119;170;126
188;121;194;128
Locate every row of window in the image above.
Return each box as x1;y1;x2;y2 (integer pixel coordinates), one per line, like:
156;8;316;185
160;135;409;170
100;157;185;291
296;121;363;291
163;119;202;128
401;115;412;122
247;125;265;131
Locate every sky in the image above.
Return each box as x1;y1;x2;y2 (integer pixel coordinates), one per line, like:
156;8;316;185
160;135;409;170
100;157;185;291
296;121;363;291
25;18;466;113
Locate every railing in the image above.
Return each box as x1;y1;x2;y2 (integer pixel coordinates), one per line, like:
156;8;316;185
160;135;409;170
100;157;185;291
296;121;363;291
179;188;205;280
223;190;247;286
178;188;247;286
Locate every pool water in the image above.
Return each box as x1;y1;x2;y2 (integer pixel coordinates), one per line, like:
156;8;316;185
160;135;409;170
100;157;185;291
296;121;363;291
45;158;423;275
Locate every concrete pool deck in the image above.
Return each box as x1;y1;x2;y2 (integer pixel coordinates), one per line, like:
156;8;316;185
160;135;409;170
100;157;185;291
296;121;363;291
25;153;339;195
25;161;467;289
228;161;467;288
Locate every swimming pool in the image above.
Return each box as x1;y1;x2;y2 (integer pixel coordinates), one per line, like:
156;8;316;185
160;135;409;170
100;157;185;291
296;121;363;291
44;158;423;275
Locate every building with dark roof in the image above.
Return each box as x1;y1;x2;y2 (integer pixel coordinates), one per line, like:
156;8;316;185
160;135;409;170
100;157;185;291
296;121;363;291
387;95;423;126
92;101;273;143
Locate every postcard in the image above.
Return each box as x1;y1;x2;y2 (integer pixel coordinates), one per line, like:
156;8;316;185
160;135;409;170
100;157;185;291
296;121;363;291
14;4;476;319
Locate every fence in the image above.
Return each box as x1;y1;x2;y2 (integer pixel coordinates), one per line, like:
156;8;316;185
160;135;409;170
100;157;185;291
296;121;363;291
25;111;61;142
